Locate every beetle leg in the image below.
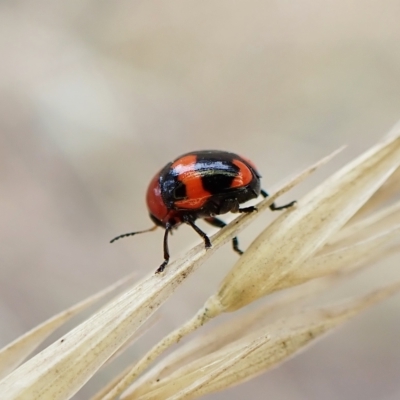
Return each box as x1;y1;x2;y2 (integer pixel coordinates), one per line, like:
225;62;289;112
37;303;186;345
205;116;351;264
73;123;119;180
204;216;243;255
183;216;212;249
260;189;296;211
155;224;172;274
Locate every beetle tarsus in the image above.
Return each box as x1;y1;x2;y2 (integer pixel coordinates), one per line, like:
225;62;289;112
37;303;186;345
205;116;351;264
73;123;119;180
155;260;168;274
232;237;243;255
261;189;296;211
270;200;297;211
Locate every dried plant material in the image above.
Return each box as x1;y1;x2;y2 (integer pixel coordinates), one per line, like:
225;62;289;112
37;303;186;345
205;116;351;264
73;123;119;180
269;199;400;291
126;283;400;400
0;273;136;380
327;199;400;249
90;317;161;400
351;167;400;221
118;278;332;399
127;239;398;400
0;245;206;399
274;225;400;291
96;149;341;400
102;315;161;369
0;147;328;400
165;336;266;400
349;121;400;220
105;133;400;400
213;133;400;313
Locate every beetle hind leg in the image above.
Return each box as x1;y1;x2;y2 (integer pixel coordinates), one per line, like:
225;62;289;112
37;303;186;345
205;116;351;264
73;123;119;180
260;189;296;211
204;216;243;255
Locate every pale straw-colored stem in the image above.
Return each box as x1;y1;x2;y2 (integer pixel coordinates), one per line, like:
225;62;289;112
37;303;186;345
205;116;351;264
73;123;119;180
102;298;222;400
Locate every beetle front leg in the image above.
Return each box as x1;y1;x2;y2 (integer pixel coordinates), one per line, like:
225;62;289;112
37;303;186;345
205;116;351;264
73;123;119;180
260;189;296;210
155;224;172;274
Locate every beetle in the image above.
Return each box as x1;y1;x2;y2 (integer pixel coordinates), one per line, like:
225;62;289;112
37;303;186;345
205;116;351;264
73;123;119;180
110;150;295;273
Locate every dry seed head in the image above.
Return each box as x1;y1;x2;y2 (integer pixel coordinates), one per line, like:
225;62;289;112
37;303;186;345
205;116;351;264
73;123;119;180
126;283;400;400
213;134;400;312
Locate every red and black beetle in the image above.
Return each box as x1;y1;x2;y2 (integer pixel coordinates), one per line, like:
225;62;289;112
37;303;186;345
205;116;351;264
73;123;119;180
111;150;295;273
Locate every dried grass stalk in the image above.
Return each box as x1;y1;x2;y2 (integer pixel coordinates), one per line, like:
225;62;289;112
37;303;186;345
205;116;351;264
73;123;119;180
1;126;399;400
0;144;333;399
100;130;400;400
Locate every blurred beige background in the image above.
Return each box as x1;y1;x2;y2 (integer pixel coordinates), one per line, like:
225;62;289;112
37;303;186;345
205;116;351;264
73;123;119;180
1;1;400;399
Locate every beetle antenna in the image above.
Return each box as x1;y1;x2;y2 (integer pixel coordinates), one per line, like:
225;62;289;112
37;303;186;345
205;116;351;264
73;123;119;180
110;226;157;243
